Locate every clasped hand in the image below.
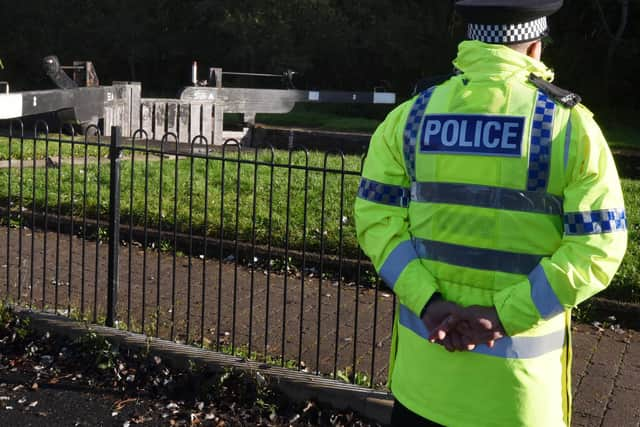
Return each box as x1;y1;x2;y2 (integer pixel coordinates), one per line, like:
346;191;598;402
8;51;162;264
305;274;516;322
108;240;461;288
422;300;506;352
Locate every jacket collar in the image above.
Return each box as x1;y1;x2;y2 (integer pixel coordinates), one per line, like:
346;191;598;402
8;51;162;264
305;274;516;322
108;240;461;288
452;40;555;83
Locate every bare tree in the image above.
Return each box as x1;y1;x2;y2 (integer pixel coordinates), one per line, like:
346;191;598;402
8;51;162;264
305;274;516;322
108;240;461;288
593;0;629;100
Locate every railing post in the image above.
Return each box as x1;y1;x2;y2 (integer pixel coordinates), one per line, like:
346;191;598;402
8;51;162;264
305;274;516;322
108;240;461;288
106;126;122;327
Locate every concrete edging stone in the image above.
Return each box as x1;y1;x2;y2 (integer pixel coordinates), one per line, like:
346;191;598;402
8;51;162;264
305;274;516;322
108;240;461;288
589;297;640;330
14;308;394;425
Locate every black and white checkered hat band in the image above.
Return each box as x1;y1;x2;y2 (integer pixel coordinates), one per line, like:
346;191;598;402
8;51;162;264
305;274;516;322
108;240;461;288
468;17;548;44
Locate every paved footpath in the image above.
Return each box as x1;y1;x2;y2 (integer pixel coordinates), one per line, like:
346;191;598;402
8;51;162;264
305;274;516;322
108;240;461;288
571;323;640;427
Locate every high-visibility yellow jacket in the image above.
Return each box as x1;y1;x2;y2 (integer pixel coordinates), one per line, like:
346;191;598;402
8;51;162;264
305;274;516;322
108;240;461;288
355;41;628;427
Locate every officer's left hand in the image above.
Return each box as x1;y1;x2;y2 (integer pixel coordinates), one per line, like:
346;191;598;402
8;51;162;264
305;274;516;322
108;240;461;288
456;305;506;348
430;305;506;352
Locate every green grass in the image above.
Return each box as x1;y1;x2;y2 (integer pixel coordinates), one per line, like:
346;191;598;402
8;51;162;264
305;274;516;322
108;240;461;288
604;178;640;303
0;136;105;160
257;112;380;133
253;103;387;133
0;140;637;303
0;149;363;258
597;108;640;150
256;105;640;151
603;125;640;151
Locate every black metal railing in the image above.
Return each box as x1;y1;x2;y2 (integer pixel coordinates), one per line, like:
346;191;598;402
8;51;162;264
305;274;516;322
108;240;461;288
0;121;395;388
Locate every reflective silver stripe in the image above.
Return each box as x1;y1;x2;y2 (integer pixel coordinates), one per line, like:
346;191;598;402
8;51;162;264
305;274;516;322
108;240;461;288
413;238;545;275
529;264;564;319
379;240;419;289
564;119;572;172
400;305;565;359
411;182;564;215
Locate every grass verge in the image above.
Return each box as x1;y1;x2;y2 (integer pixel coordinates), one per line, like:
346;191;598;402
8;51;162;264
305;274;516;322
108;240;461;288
0;142;637;303
0;135;104;161
0;149;362;258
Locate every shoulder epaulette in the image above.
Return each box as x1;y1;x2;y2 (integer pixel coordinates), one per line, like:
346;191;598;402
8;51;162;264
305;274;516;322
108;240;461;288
412;73;455;96
529;74;582;108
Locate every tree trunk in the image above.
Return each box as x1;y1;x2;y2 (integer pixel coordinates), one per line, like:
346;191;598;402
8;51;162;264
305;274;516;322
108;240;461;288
595;0;629;103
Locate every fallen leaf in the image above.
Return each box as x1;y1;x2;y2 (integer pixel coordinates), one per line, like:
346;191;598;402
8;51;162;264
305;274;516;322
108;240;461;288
48;374;73;385
113;398;138;411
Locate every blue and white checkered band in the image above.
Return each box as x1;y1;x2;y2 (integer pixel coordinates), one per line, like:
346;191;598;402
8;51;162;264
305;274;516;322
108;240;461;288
564;209;627;235
468;17;548;44
357;178;410;208
527;91;556;191
403;87;435;182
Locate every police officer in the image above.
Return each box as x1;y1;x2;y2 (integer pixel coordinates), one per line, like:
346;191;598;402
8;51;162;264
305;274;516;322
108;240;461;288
354;1;628;426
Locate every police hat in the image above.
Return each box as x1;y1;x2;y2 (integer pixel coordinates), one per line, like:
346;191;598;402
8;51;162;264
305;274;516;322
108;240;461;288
456;0;563;44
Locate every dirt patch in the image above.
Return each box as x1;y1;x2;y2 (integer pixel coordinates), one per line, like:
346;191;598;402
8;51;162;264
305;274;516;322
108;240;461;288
0;225;394;385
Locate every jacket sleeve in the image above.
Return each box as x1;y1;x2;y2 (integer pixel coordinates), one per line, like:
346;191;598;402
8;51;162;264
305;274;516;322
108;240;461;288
493;106;628;336
355;101;439;317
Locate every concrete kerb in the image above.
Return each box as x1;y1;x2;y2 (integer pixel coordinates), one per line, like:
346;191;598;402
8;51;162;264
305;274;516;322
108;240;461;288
589;297;640;330
14;307;394;425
